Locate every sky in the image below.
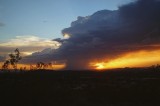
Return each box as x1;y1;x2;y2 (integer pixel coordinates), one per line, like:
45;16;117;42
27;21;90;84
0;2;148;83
1;0;160;70
0;0;132;41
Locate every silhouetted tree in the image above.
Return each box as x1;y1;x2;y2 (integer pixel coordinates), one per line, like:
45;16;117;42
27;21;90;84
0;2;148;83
35;62;53;70
2;48;22;70
36;62;45;69
9;48;22;69
150;64;160;71
155;64;160;71
30;64;34;70
48;62;53;69
2;60;10;69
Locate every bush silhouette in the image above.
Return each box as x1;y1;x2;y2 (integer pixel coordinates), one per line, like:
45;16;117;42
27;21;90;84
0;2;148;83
2;48;22;70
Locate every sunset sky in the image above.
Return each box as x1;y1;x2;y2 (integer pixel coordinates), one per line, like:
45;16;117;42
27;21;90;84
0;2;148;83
0;0;160;70
0;0;131;39
0;0;131;56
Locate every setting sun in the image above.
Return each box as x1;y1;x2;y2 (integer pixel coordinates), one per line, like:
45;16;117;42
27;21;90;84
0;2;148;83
91;49;160;69
94;62;105;70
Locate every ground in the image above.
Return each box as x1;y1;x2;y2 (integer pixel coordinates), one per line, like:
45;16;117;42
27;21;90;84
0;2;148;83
0;68;160;106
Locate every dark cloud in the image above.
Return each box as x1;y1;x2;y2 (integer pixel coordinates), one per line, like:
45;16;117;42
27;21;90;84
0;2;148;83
23;0;160;69
52;38;66;44
59;0;160;69
21;48;58;64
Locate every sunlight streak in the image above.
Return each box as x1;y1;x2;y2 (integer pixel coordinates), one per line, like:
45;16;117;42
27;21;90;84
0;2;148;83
91;49;160;69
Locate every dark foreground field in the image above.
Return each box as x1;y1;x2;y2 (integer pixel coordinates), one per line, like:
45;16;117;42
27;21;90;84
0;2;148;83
0;68;160;106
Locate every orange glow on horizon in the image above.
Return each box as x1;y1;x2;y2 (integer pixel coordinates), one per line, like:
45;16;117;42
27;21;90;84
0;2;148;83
94;62;105;70
91;49;160;69
1;49;160;70
0;62;66;70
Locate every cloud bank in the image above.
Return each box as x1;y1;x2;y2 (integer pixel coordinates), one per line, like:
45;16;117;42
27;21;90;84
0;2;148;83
0;35;61;56
60;0;160;69
23;0;160;69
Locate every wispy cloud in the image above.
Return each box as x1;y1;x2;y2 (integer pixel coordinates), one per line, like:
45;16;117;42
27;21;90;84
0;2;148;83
0;35;61;56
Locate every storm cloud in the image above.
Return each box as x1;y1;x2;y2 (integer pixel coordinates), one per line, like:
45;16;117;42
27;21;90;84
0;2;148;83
23;0;160;69
59;0;160;69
